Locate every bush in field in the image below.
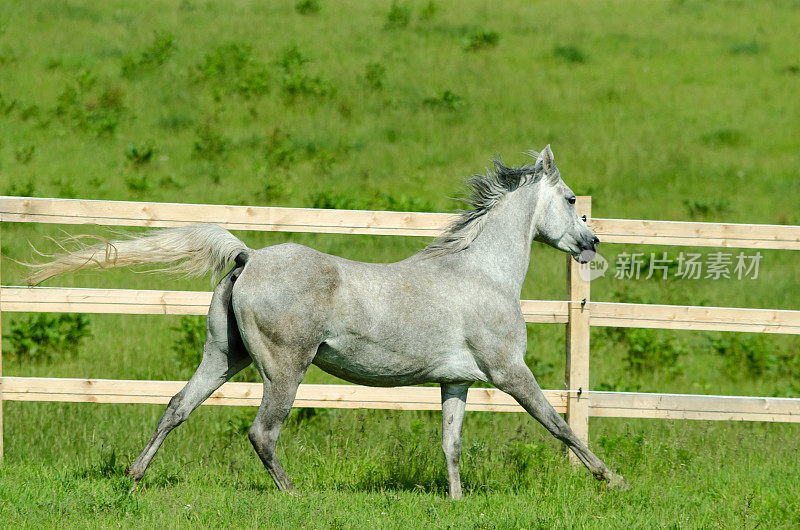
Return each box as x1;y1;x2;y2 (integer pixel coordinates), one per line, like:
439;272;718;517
422;89;465;111
362;62;386;90
464;29;500;51
125;142;154;167
277;45;332;99
171;316;205;370
196;43;270;98
707;334;777;378
5;314;91;363
121;31;176;77
54;75;125;137
295;0;321;14
553;45;586;64
384;1;411;29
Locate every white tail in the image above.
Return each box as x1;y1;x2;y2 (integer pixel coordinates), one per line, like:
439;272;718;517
26;224;249;285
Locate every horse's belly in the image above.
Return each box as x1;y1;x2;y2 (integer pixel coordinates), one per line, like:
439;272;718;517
312;337;485;387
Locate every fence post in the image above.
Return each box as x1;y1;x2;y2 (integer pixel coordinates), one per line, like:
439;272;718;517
565;196;591;462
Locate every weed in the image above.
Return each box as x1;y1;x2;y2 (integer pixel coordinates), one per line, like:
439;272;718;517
707;334;777;378
683;198;731;218
53;178;78;198
255;164;289;202
295;0;321;14
701;128;742;146
125;142;154;166
55;79;125;137
4;179;36;196
121;31;176;76
277;45;332;98
196;43;270;98
0;93;17;115
125;174;151;193
384;1;411;29
729;40;762;55
376;192;432;212
19;103;40;121
310;190;366;210
158;175;184;189
363;62;386;90
5;314;91;363
14;145;35;164
422;89;465;111
553;45;586;63
158;112;194;131
420;1;437;21
617;328;685;375
264;128;297;167
193;120;228;160
464;29;500;51
171;316;205;371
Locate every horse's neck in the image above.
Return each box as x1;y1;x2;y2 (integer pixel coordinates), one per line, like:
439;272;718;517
459;188;537;296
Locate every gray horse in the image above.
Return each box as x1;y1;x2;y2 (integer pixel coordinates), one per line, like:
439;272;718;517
28;145;628;497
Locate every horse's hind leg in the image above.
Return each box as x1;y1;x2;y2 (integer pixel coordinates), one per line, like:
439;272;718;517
126;273;251;482
243;338;315;491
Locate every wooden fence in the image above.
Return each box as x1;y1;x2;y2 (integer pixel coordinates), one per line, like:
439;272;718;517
1;196;800;461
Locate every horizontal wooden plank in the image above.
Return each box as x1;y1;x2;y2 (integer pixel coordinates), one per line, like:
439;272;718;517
0;377;549;413
0;196;453;237
0;287;568;323
0;286;212;315
4;197;797;249
590;302;800;334
591;218;800;250
589;391;800;422
6;288;798;335
4;378;797;421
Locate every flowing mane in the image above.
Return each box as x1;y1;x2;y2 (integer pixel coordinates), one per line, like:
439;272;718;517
420;154;543;257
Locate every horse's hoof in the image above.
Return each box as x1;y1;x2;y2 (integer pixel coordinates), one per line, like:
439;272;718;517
606;473;632;491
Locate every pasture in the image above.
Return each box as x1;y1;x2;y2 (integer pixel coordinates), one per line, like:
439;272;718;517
1;0;799;527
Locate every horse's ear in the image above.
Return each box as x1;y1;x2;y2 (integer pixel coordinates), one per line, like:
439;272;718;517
541;144;556;175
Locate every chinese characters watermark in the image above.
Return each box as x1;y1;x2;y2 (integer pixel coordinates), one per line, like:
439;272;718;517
578;251;762;282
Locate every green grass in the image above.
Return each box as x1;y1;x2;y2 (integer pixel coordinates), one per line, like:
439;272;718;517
1;0;799;527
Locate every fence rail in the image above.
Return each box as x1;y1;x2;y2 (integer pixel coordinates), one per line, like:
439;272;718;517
1;195;799;462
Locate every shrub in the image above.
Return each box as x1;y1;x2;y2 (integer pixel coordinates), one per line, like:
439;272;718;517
701;128;742;146
125;142;154;166
363;62;386;90
171;316;205;370
384;1;411;29
196;43;270;98
464;29;500;51
277;45;332;98
14;144;35;164
422;89;465;111
419;1;436;21
124;174;151;193
295;0;321;14
708;334;776;378
121;31;176;76
623;328;684;375
55;79;125;137
553;45;586;64
193;121;228;160
5;314;91;363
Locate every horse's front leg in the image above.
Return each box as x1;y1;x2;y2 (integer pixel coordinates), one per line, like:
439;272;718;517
440;383;471;499
489;362;630;490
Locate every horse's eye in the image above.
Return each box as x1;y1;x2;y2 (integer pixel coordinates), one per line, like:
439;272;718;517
567;196;576;205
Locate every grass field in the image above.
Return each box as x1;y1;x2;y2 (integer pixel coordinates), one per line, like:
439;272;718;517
1;0;799;527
